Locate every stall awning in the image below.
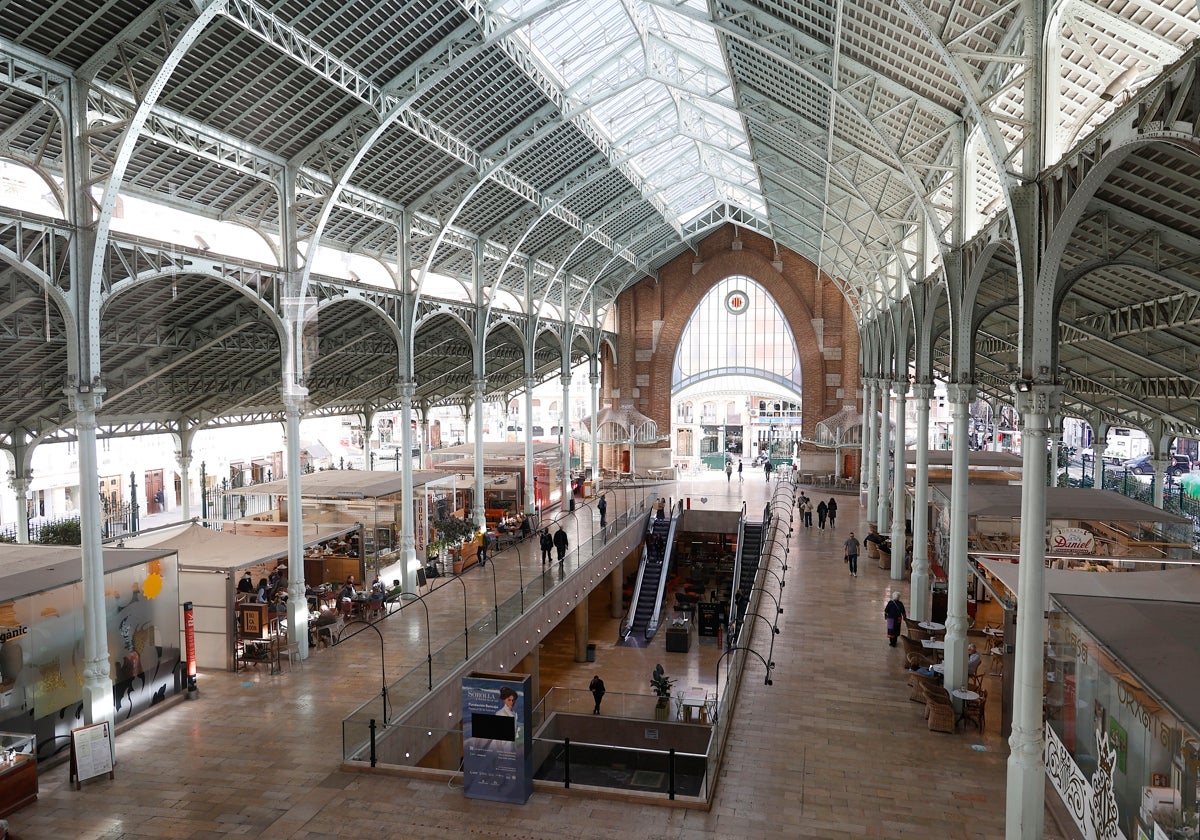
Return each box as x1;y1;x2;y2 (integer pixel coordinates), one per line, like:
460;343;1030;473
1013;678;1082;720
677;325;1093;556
0;544;175;600
978;558;1200;605
137;524;291;572
949;485;1191;523
1055;594;1200;737
247;469;450;499
903;450;1023;468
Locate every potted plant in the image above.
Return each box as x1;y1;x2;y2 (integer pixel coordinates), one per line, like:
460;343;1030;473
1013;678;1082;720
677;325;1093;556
432;516;478;573
650;663;675;720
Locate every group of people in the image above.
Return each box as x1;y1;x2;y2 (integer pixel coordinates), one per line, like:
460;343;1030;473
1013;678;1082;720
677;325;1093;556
795;492;838;529
237;566;288;606
538;524;570;565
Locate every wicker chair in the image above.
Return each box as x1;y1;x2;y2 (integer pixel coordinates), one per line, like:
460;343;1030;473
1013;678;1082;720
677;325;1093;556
900;635;924;659
923;684;956;733
907;668;940;703
903;617;929;640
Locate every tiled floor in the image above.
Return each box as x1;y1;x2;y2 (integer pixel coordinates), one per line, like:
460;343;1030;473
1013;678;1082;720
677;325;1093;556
10;473;1065;839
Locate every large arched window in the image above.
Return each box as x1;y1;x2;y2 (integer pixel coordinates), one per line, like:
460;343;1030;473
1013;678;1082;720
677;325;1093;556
673;276;801;392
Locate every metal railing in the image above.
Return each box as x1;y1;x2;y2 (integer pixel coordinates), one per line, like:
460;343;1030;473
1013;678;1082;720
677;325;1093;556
342;492;650;758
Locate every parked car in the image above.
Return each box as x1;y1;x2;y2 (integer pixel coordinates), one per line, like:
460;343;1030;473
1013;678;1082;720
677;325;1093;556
1122;454;1191;477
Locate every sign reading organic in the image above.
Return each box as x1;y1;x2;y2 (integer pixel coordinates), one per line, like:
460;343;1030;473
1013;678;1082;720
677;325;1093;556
1051;527;1095;554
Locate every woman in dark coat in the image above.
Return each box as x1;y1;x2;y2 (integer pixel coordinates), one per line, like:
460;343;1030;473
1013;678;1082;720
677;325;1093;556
884;591;907;647
816;500;828;529
826;497;838;527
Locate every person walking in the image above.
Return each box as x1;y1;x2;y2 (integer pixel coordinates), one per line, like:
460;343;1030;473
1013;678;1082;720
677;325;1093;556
589;675;606;714
827;497;838;528
801;496;813;528
553;524;569;563
764;459;773;481
816;499;828;529
844;531;861;576
476;530;489;567
737;459;743;482
539;528;553;565
725;461;733;482
597;494;607;528
884;591;907;646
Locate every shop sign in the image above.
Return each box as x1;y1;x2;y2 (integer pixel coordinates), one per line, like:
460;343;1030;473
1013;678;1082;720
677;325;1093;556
1051;526;1095;554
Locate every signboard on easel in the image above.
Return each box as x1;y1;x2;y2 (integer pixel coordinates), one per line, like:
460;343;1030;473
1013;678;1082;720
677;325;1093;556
69;721;114;789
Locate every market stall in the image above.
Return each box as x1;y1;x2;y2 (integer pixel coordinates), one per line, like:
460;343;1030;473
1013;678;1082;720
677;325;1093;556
0;543;181;760
427;442;560;510
1041;573;1200;840
131;523;357;671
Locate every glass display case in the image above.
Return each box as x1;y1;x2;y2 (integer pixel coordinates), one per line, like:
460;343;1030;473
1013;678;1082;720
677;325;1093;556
0;731;36;817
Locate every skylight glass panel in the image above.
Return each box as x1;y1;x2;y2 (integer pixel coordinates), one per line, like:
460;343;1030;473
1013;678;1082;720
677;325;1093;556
489;0;765;232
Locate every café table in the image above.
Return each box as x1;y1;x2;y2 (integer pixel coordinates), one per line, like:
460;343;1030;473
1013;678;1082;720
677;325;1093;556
930;663;945;676
679;686;708;724
920;639;946;651
951;688;981;727
918;621;945;633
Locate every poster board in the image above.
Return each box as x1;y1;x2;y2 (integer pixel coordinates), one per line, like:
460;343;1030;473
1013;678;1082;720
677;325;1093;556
461;672;532;804
69;721;114;789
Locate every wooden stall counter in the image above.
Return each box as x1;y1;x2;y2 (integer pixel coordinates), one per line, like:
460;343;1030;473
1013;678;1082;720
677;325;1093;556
0;732;36;818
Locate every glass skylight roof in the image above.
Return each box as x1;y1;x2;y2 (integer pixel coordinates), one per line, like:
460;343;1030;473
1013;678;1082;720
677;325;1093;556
490;0;765;228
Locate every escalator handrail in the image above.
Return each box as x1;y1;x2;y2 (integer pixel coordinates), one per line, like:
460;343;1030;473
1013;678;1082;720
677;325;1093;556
619;508;658;639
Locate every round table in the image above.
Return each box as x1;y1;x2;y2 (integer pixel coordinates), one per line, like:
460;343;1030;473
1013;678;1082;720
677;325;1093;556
951;689;979;701
918;621;946;632
930;663;944;675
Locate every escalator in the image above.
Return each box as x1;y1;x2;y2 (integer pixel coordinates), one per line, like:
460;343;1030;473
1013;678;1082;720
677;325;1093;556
734;520;764;623
620;513;676;645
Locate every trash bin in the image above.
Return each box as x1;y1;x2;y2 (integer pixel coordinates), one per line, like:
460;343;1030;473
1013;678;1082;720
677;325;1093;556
586;643;596;662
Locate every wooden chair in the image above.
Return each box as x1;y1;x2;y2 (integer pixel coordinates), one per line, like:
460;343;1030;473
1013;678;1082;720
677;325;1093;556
962;690;987;731
365;595;385;622
315;613;345;647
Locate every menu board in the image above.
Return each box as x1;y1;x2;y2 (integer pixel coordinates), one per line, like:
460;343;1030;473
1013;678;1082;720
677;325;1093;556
69;721;114;788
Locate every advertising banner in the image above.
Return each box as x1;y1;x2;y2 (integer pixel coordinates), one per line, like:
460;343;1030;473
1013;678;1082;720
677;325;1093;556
462;672;533;804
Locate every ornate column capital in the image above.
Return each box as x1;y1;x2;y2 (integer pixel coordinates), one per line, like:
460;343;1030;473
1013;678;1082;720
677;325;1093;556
945;382;975;405
398;380;416;402
891;379;909;398
65;380;106;415
1012;383;1062;421
7;472;32;494
909;382;934;402
279;383;308;412
472;378;486;397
